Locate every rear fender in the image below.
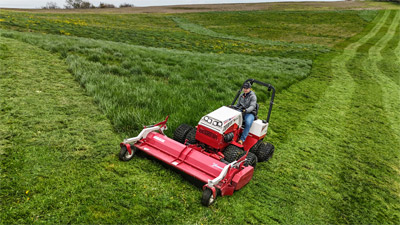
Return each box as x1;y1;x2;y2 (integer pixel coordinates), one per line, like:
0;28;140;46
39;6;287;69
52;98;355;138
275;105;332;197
220;185;235;196
232;166;254;190
243;135;259;151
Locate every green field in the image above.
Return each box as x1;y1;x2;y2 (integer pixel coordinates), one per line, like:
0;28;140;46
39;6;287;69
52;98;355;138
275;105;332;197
1;1;399;224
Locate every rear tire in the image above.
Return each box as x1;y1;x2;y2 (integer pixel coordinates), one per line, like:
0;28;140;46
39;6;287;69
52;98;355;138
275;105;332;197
223;145;244;163
257;142;274;162
173;124;193;144
201;188;216;206
119;145;136;161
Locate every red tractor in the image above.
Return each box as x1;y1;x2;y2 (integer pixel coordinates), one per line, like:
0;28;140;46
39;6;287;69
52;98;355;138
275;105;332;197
119;79;275;206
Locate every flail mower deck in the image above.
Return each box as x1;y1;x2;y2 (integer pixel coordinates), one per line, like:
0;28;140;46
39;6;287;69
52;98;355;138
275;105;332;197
119;79;276;206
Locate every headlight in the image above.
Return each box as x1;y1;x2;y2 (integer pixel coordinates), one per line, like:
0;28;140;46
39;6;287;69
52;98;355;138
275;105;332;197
212;121;222;127
204;116;209;121
207;119;212;123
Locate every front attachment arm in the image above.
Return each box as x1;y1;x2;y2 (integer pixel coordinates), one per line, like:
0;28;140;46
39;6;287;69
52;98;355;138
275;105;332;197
123;116;169;145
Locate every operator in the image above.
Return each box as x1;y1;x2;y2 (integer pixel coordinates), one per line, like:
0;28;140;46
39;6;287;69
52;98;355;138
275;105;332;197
235;82;257;145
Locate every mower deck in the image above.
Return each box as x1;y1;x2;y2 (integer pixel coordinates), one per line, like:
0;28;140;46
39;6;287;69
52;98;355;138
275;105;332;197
120;121;254;206
135;131;231;184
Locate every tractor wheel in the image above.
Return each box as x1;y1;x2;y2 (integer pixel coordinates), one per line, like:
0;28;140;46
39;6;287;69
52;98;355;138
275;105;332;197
249;140;263;156
119;145;136;161
257;142;275;162
201;188;216;206
173;124;193;144
186;128;197;144
238;152;258;168
223;145;244;163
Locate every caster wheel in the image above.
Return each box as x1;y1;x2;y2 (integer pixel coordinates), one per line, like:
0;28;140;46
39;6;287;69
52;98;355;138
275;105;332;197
201;188;216;206
119;144;136;161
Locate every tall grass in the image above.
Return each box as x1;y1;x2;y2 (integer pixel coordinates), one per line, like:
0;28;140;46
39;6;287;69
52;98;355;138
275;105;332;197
0;29;311;136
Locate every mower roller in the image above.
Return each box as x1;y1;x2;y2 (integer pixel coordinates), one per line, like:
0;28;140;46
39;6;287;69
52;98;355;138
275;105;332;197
119;79;275;206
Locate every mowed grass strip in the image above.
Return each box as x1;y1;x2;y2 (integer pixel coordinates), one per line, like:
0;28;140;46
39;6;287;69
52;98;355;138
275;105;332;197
366;10;400;143
377;10;400;86
334;10;400;223
263;10;400;224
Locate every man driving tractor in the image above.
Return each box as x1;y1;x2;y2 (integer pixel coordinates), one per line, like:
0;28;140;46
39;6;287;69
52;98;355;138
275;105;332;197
119;79;275;206
235;82;257;145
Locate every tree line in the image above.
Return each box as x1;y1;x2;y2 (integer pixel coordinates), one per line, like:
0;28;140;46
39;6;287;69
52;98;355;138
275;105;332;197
42;1;134;9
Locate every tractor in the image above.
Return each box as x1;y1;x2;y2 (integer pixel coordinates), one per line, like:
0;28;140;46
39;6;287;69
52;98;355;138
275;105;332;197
119;79;275;206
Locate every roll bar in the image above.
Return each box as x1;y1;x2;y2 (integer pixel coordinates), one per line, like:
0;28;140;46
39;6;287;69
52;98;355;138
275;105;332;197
231;79;276;123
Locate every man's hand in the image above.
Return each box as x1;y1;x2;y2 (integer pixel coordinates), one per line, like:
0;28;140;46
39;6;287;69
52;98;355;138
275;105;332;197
228;105;239;110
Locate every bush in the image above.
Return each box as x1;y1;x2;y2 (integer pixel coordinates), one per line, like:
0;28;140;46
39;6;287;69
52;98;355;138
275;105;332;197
99;3;116;8
65;0;93;9
119;3;134;8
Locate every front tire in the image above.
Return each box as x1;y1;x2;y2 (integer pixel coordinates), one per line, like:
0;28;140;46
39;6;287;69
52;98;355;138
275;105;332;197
119;145;136;161
173;124;193;144
223;145;244;162
239;152;258;168
186;128;197;144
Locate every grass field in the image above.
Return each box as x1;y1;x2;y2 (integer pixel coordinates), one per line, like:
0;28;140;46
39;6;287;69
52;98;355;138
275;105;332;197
1;1;400;224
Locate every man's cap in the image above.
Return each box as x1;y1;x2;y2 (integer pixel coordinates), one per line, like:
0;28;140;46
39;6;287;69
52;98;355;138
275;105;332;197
243;82;252;89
